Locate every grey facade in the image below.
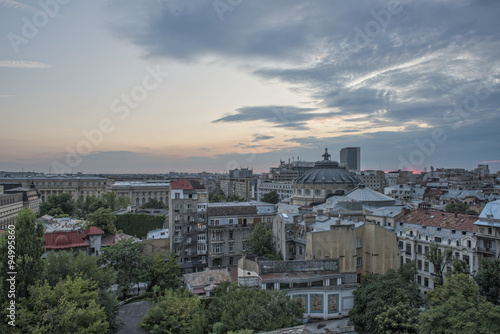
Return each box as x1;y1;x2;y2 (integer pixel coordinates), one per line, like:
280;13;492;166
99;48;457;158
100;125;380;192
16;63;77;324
339;147;360;171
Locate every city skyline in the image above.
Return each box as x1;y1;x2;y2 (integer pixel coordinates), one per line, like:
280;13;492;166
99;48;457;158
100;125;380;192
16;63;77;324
1;0;499;174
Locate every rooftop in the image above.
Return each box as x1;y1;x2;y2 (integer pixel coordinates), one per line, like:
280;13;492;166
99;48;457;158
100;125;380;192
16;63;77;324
399;208;479;232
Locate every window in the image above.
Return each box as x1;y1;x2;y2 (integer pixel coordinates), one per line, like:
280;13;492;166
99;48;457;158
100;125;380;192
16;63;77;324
417;275;422;285
197;234;206;242
435;237;442;243
406;244;411;255
356;239;362;248
398;241;404;249
448;239;451;245
425;246;430;254
417;245;422;254
212;244;222;254
463;255;470;266
175;193;180;199
228;218;234;225
456;240;461;247
425;235;429;241
467;240;472;248
437;227;441;231
424;277;429;287
229;230;233;239
356;257;362;267
314;189;321;196
229;243;234;252
229;257;234;265
424;261;429;272
417;260;422;270
488;227;493;235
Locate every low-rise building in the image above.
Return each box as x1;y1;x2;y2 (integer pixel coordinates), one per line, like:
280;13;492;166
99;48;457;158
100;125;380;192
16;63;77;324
183;268;233;297
106;181;170;207
238;256;358;320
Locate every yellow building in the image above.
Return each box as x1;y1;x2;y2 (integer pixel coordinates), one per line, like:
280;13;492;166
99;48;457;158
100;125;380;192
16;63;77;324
306;222;400;282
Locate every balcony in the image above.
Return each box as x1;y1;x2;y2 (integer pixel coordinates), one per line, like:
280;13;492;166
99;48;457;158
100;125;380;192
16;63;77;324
476;247;496;255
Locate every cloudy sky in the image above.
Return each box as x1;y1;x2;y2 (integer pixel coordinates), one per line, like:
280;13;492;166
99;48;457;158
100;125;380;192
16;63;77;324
1;0;499;174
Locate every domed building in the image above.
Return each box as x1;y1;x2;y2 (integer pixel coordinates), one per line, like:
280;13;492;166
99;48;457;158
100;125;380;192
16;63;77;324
292;148;360;206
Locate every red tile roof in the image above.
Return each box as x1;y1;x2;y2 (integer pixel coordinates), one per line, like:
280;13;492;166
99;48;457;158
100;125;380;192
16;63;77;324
400;208;479;232
170;180;194;190
44;226;104;250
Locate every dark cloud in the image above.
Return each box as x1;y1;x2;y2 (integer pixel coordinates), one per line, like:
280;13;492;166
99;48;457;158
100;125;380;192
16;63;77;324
212;106;334;130
252;135;274;142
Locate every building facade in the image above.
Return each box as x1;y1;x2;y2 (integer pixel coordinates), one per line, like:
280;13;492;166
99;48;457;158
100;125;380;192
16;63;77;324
256;179;293;202
339;147;360;171
474;200;500;261
206;201;276;268
106;181;170;207
169;179;209;273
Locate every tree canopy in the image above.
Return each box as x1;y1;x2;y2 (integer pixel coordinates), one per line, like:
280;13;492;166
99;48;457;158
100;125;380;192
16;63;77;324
85;207;118;234
475;257;500;305
423;244;452;287
350;262;423;334
445;202;478;215
15;277;109;334
209;189;245;203
140;198;166;209
261;191;280;204
243;223;281;260
418;274;500;334
98;238;147;298
39;193;76;217
146;253;182;293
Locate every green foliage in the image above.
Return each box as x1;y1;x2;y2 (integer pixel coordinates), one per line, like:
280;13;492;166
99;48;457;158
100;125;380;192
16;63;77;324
98;239;147;298
261;190;280;204
375;301;419;334
15;277;109;334
40;192;76;216
205;282;302;333
101;192;131;211
140;198;166;209
243;223;281;260
0;209;45;303
75;195;105;218
419;274;500;334
146;253;182;293
141;288;206;334
475;257;500;305
423;244;452;286
115;213;165;239
350;263;423;334
427;273;481;307
209;189;245;202
85;207;118;234
445;202;478;215
228;330;254;334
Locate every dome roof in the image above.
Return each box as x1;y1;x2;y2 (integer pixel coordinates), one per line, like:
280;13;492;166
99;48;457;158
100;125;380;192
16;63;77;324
54;234;70;246
344;184;396;207
293;148;359;185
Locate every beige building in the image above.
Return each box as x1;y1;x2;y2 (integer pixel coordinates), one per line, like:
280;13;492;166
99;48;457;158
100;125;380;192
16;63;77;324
0;184;41;230
306;222;400;282
106;181;170;207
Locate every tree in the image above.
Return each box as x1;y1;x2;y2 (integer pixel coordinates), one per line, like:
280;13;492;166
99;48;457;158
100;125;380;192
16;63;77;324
98;238;147;298
445;203;478;215
102;192;131;211
140;288;206;334
43;250;121;329
85;207;117;234
0;209;45;304
146;253;182;293
424;244;452;286
475;257;500;305
350;263;423;334
209;190;245;203
39;192;76;216
140;198;166;209
261;191;280;204
15;277;109;334
243;223;281;260
375;302;419;334
419;274;500;334
75;195;105;218
205;282;302;333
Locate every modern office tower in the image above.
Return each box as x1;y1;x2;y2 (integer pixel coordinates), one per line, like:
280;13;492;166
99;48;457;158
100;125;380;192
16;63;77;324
340;147;361;171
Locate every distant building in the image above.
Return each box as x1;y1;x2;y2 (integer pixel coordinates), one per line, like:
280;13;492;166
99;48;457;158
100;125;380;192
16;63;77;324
106;181;170;207
291;148;359;206
474;200;500;260
256;179;293;202
0;183;41;230
169;179;209;273
339;147;360;171
183;268;233;297
353;170;387;192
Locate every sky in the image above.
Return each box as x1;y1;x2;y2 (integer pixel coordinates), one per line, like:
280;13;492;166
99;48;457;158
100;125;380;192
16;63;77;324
0;0;499;174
